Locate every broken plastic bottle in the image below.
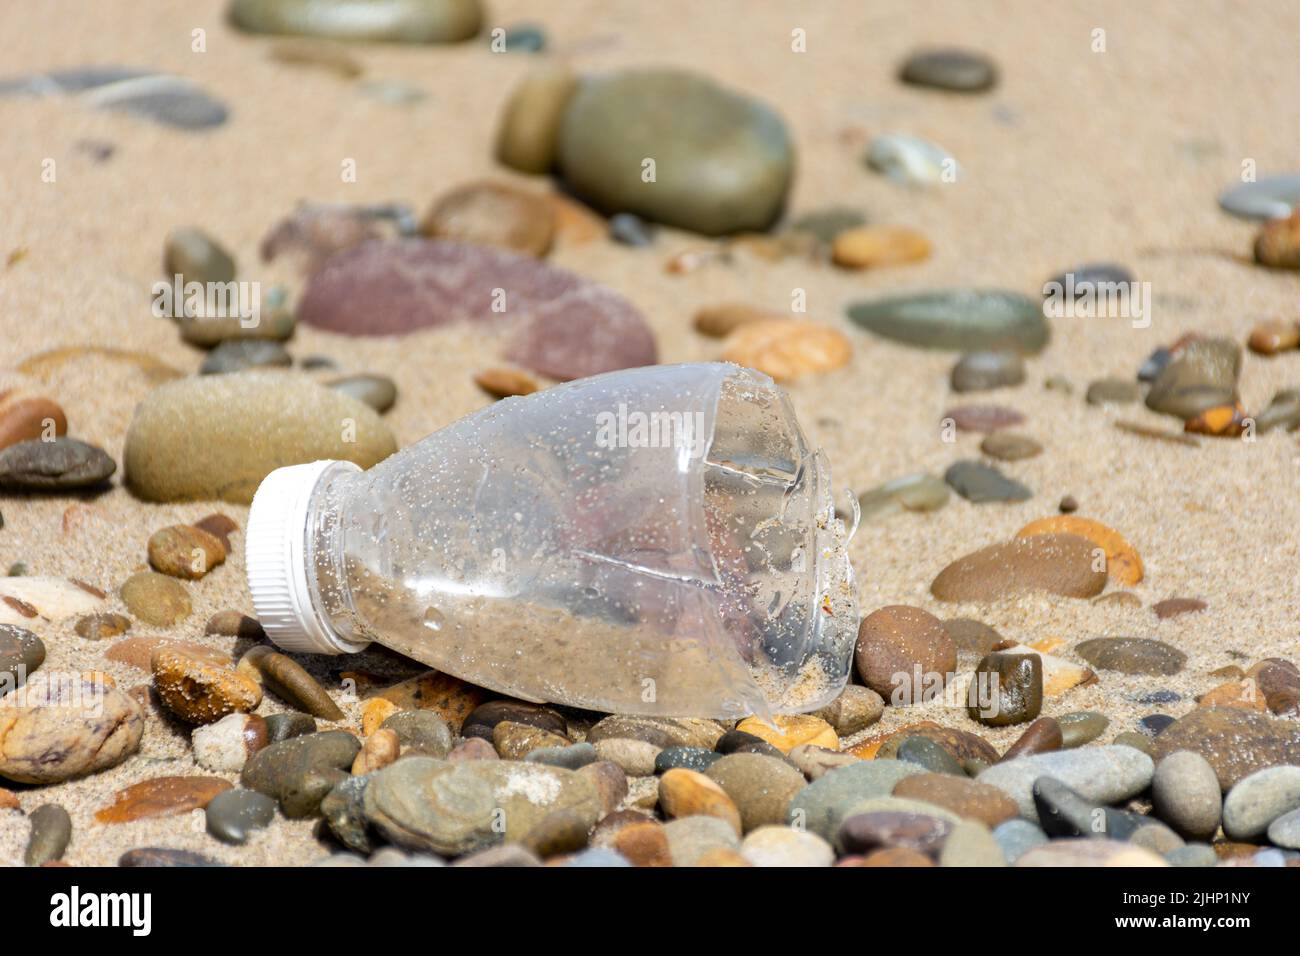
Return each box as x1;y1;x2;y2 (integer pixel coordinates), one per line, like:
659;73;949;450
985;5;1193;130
246;362;858;720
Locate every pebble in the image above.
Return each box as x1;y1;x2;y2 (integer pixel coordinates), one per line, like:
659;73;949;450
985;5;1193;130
734;714;837;753
1001;717;1063;761
179;286;297;347
741;825;835;867
1075;637;1186;676
1251;659;1300;716
200;339;292;375
839;809;953;856
0;438;116;490
930;533;1108;601
843;847;934;867
663;815;741;866
951;351;1025;392
147;525;226;580
940;819;1005;866
1218;174;1300;220
228;0;483;43
899;48;998;92
367;670;485;733
1014;515;1143;584
722;319;853;381
0;675;143;783
694;304;781;339
855;604;956;705
1145;337;1241;420
786;760;927;842
857;472;950;518
943;618;1003;656
1247;320;1299;356
1222;766;1300;840
74;612;131;640
993;818;1047;863
1255;389;1300;433
1152;597;1207;620
327;373;398;414
494;63;578;174
1130;821;1186;855
522;742;594;771
152;646;260;724
944;405;1026;433
95;775;232;823
975;746;1155;823
25;804;72;866
448;736;498;763
659;768;742;834
521;808;591;858
119;848;224;867
587;715;724;750
786;745;859;780
163;228;235;285
787;206;867;244
1057;711;1109;748
1044;262;1134;297
241;730;361;817
320;774;373;853
421;181;555;257
0;390;67;451
1086;377;1142;405
654;746;722;774
1015;838;1167;867
298;239;657;381
1115;731;1155;754
943;460;1032;503
265;712;317;743
897;735;966;775
579;761;629;816
970;653;1042;726
363;756;601;855
1166;843;1221;867
192;713;269;772
1268;807;1300;848
865;134;957;187
1254;208;1300;269
1033;776;1139;839
121;571;191;626
715;730;785;760
831;226;932;268
893;773;1019;827
381;710;453;757
0;623;45;688
251;651;344;720
472;366;540;399
557;69;793;236
463;700;567;741
1142;714;1177;737
123;372;397;503
607;213;655;247
705;753;807;831
868;724;1000;765
848;289;1048;353
813;684;884;735
493;720;570;759
1152;750;1222;840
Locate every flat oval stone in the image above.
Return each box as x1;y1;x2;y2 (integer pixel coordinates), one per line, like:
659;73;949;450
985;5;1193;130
229;0;483;43
1016;515;1143;585
1;69;230;130
975;746;1155;823
1145;338;1241;419
199;339;291;374
240;730;361;817
163;228;235;286
813;684;884;736
944;460;1032;503
556;69;793;236
0;676;143;783
1057;710;1109;748
421;181;555;256
854;604;956;705
123;371;397;504
1075;637;1186;676
899;48;997;92
857;472;950;519
1268;807;1300;848
786;760;927;843
840;809;953;857
740;824;834;866
865;134;956;187
25;804;72;866
381;710;453;756
462;700;567;741
327;374;397;413
931;533;1108;601
95;775;231;823
1152;751;1222;840
206;788;277;845
1150;708;1300;791
655;746;722;774
587;715;724;750
525;741;597;770
121;572;191;627
119;848;224;867
979;431;1042;461
0;624;45;689
897;736;966;775
706;753;807;832
951;351;1024;392
1222;766;1300;840
253;651;344;720
147;525;225;580
1086;377;1142;405
298;239;656;381
892;773;1019;826
1218;174;1300;220
0;438;115;490
848;290;1048;353
1152;597;1206;620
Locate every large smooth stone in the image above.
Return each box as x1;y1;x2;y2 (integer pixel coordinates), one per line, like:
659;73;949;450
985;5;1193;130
0;625;45;691
1152;708;1300;792
1222;766;1300;840
1145;338;1241;419
556;69;794;236
0;438;116;490
1218;174;1300;220
297;239;656;380
1074;637;1185;676
976;746;1154;824
1151;750;1221;840
363;756;602;856
240;731;361;817
123;371;396;503
786;760;927;843
0;676;143;784
943;460;1032;503
931;533;1107;601
847;291;1048;353
229;0;483;43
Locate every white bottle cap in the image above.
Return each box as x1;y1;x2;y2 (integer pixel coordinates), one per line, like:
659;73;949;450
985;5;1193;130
245;459;371;656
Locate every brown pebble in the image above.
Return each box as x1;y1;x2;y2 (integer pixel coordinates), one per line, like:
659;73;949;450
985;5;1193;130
422;181;555;257
1000;716;1063;760
0;392;68;452
931;533;1107;601
120;571;191;626
944;404;1025;433
692;303;783;338
1247;658;1300;716
147;524;226;579
352;728;400;774
846;847;935;867
151;646;262;724
474;366;540;399
578;760;629;816
193;513;238;552
94;776;231;823
831;226;931;269
1247;320;1300;356
204;610;266;640
251;650;344;720
1058;495;1078;513
1254;208;1300;269
521;808;591;858
367;670;487;734
361;698;401;736
74;612;131;640
892;773;1020;827
611;819;672;867
855;605;956;705
1153;597;1207;620
723;319;852;382
658;768;742;835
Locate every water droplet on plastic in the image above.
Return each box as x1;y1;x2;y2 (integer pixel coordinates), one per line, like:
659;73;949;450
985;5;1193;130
422;607;445;631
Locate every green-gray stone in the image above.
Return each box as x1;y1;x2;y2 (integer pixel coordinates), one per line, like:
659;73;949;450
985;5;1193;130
1085;377;1142;405
0;624;45;691
848;290;1048;353
1057;711;1109;748
1255;388;1300;433
857;472;950;519
380;710;452;756
321;774;374;853
240;730;361;818
1144;338;1240;419
205;788;276;845
1075;637;1186;676
0;438;116;491
897;736;966;775
944;460;1032;503
786;760;926;843
328;373;397;413
25;804;71;866
556;69;794;236
229;0;483;43
164;228;235;286
950;350;1024;392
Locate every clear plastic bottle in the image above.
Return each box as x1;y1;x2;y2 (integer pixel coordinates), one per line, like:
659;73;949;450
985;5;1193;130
246;362;857;720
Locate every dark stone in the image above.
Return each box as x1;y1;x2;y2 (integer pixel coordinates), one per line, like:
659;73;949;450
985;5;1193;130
462;700;567;741
0;438;116;490
265;712;317;743
838;810;953;856
240;730;361;817
655;746;724;774
118;848;225;867
969;652;1042;726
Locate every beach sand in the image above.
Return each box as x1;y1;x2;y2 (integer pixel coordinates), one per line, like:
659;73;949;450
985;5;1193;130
1;0;1298;864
